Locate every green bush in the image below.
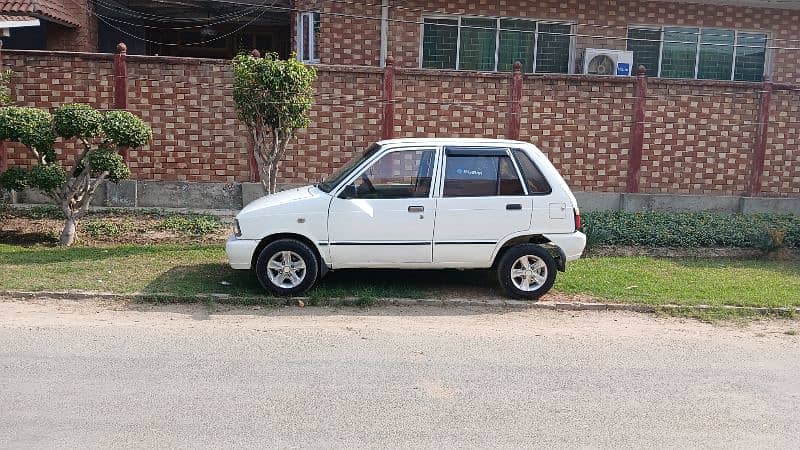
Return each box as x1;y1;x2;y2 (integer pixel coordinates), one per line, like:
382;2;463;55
102;110;152;147
581;211;800;250
155;214;222;235
84;220;122;237
53;103;103;139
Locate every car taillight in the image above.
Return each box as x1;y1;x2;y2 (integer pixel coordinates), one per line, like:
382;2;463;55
233;219;242;237
574;208;581;231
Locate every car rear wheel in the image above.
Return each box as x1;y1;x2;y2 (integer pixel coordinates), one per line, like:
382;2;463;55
497;244;557;300
255;239;319;296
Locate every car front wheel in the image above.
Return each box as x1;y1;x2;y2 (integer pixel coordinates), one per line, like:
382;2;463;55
497;244;557;300
255;239;319;296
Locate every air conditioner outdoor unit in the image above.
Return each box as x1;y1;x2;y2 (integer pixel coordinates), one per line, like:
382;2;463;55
583;49;634;76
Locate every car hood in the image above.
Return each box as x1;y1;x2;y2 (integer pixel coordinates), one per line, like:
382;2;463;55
239;185;325;216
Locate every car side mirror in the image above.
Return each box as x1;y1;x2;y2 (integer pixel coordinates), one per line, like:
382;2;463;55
339;183;357;199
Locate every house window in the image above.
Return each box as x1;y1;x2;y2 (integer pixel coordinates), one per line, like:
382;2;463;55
627;26;768;81
298;12;320;63
422;16;573;73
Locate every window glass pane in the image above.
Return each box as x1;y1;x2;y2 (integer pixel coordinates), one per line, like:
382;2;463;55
498;19;536;73
735;32;767;82
698;29;734;80
536;23;571;73
498;157;525;195
458;18;496;71
444;155;500;197
301;14;310;60
352;150;435;199
627;28;661;76
422;18;458;69
312;12;320;61
661;26;698;78
512;149;551;193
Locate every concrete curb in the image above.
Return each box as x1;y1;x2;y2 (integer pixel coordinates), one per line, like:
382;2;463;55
2;290;798;316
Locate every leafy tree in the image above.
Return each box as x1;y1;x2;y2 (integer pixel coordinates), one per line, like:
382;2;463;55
0;104;152;246
232;52;316;194
0;69;13;107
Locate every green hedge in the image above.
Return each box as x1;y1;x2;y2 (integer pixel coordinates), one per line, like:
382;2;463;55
581;211;800;249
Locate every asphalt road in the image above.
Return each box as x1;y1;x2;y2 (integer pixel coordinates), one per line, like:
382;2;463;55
1;298;799;449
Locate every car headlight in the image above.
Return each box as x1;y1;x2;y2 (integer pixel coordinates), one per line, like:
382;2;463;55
233;219;242;237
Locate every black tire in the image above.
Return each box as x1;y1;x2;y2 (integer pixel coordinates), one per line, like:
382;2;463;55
496;244;557;300
255;239;319;296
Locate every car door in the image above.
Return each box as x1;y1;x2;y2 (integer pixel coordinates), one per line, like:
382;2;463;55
433;147;532;266
327;147;439;267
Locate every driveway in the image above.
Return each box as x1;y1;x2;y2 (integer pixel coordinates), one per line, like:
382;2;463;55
1;297;799;448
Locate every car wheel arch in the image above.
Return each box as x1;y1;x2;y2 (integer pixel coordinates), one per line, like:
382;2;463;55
491;234;565;272
251;233;329;276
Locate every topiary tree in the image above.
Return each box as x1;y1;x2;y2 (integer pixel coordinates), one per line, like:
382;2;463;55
232;52;316;194
0;104;152;246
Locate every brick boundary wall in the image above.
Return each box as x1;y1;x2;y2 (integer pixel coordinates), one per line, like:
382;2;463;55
0;48;798;198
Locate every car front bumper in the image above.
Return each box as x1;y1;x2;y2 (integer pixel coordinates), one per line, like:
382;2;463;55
226;236;260;270
543;231;587;262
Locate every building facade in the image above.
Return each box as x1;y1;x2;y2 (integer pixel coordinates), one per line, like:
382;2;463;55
0;0;798;202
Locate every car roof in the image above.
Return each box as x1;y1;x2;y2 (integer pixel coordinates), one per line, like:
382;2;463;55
376;138;534;148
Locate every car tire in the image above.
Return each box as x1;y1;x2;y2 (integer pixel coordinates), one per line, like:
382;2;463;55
496;244;557;300
255;239;319;296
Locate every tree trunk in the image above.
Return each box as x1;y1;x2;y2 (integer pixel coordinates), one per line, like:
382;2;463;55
268;161;279;194
59;215;78;246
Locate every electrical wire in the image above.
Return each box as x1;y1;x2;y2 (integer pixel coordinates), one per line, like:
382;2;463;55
70;0;278;47
71;0;800;51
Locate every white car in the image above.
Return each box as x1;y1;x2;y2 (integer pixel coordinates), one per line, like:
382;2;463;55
227;138;586;299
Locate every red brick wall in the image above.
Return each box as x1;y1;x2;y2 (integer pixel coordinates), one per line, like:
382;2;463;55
46;0;98;53
765;89;800;196
291;66;384;183
519;77;633;193
394;70;507;138
2;49;799;197
125;57;250;182
317;0;800;84
641;80;760;195
296;0;383;66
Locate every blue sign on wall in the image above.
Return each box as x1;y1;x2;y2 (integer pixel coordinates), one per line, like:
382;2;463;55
617;63;631;76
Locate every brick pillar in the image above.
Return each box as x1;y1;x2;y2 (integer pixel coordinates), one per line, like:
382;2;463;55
507;61;523;140
113;43;130;163
381;56;395;140
0;40;5;174
626;65;647;193
748;78;773;196
249;49;261;182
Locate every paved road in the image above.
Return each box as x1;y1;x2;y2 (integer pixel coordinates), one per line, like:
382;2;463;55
1;298;799;449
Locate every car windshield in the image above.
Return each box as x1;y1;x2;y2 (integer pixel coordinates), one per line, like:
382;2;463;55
316;143;381;193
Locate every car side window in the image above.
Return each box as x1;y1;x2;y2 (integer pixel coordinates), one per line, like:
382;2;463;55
512;149;551;194
344;149;435;199
443;154;525;197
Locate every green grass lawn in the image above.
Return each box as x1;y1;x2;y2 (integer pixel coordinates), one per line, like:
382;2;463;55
1;243;799;307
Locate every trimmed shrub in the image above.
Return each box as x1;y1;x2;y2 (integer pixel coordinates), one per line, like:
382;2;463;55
581;211;800;250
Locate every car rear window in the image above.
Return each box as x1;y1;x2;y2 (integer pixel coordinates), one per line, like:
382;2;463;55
443;154;525;197
512;149;551;194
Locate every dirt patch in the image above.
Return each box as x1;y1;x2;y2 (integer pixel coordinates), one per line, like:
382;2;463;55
1;296;798;341
0;212;230;246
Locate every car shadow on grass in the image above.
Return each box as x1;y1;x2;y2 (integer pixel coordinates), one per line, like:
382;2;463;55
140;263;502;304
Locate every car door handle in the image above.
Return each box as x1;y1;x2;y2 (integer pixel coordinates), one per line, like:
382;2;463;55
506;203;522;210
408;206;424;213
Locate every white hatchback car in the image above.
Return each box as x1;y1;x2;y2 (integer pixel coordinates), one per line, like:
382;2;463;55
227;138;586;299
